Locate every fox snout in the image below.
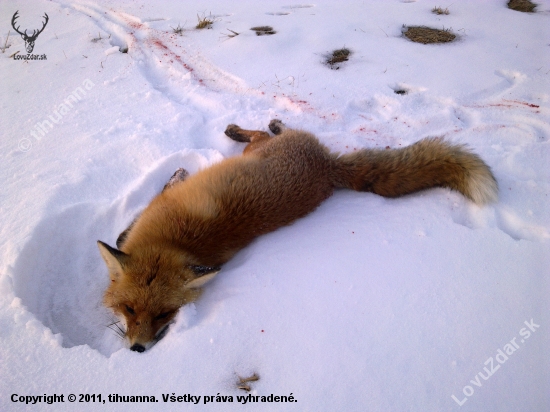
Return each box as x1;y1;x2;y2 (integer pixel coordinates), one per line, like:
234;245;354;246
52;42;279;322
105;291;183;352
130;343;146;353
129;323;171;352
127;320;171;352
124;315;172;352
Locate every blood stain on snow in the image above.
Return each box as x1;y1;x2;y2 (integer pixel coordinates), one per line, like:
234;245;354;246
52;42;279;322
274;93;314;112
502;99;539;108
127;20;144;30
147;37;206;86
469;99;540;111
355;126;379;135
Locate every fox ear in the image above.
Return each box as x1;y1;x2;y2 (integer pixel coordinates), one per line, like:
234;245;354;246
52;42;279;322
184;266;221;290
97;240;128;281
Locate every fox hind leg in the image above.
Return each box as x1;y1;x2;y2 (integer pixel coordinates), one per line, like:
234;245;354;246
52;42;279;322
268;119;287;135
224;124;271;143
225;124;273;154
224;119;287;141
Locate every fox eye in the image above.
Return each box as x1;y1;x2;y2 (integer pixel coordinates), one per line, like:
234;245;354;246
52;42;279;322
155;311;171;321
125;305;135;315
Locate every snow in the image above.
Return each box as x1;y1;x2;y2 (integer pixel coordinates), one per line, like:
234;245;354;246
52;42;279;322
1;0;549;410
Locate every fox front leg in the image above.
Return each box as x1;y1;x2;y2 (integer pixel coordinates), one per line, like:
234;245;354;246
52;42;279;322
116;168;189;248
162;167;189;191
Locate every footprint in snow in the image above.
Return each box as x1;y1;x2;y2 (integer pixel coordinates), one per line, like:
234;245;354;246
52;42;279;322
494;206;549;241
451;203;549;242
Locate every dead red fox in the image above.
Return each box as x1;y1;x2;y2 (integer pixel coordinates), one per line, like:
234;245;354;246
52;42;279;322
98;120;497;352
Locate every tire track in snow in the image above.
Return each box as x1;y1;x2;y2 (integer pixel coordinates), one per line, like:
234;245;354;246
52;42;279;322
56;1;322;116
66;2;253;101
56;2;330;116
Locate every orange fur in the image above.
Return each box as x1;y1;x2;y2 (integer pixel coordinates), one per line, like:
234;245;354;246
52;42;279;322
98;120;497;351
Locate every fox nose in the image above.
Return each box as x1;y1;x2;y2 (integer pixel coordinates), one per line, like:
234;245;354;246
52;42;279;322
130;344;146;353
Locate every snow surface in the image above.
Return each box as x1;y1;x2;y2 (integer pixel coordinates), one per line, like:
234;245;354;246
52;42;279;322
1;0;549;410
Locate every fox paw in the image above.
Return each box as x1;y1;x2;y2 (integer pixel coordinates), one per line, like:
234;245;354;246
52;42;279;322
163;168;189;192
224;124;250;142
268;119;286;135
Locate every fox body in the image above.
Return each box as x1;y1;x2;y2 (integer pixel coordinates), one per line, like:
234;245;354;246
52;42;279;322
98;120;497;352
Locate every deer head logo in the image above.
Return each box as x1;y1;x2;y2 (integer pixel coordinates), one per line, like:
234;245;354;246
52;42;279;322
11;11;49;54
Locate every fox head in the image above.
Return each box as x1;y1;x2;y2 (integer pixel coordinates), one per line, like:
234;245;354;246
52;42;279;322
97;241;219;352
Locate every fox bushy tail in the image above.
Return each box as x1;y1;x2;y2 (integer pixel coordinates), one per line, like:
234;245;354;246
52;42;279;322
331;137;498;205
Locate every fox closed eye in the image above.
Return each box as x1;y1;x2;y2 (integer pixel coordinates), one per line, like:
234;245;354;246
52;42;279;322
125;305;135;315
155;312;171;320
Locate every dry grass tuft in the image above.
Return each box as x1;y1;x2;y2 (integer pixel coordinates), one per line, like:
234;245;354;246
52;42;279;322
196;14;214;29
221;29;239;40
91;32;105;43
1;31;11;53
326;47;352;69
170;23;185;35
507;0;537;12
432;6;450;15
251;26;276;36
236;373;260;392
403;26;456;44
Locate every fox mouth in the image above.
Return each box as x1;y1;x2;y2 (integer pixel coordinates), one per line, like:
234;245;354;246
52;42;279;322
129;323;171;353
154;323;171;343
